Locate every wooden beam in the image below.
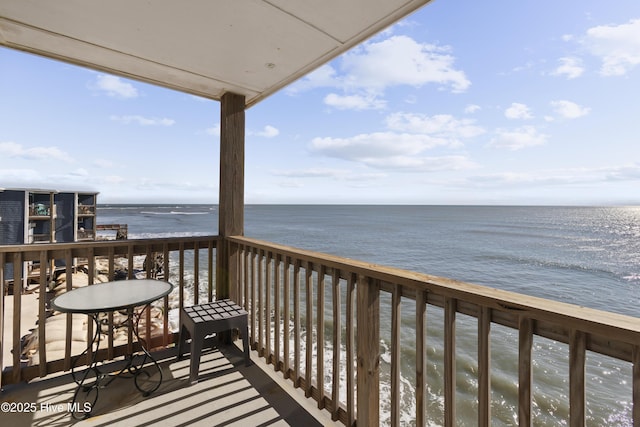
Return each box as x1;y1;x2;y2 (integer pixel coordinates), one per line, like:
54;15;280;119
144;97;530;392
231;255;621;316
217;92;245;299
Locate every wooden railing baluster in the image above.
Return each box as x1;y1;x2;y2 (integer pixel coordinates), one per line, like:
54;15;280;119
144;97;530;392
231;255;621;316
305;261;313;398
265;250;272;361
107;246;115;360
478;306;491;427
38;250;48;377
274;253;281;371
317;265;326;409
391;285;402;427
283;256;291;379
162;242;170;347
331;269;341;421
258;249;264;356
444;297;457;427
416;290;427;427
634;345;640;427
64;248;73;370
193;242;199;305
0;252;4;388
569;329;586;427
208;240;214;302
519;316;534;427
250;248;256;344
12;252;23;383
293;259;301;387
346;272;356;427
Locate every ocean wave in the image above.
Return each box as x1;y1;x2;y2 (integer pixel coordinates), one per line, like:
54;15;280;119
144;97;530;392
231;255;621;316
139;210;211;215
129;231;212;239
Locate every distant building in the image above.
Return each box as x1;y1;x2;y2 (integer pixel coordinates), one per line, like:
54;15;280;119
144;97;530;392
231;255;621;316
0;188;98;283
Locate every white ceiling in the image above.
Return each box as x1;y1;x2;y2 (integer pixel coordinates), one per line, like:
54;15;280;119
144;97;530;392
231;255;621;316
0;0;431;107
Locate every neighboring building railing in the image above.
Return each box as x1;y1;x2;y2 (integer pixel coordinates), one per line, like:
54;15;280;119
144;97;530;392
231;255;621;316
228;235;640;427
0;236;218;386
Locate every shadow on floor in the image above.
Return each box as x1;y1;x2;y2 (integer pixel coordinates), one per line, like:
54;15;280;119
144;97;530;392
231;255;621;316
1;345;323;427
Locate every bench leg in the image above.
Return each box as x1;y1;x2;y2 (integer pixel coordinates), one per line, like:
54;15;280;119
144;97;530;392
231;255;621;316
189;329;207;385
177;324;189;360
242;326;250;366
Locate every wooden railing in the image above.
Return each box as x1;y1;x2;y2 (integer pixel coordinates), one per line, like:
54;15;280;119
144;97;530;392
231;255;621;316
0;236;218;386
229;236;640;427
3;234;640;426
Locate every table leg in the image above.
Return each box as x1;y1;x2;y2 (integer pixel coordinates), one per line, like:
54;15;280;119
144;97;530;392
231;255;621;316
128;305;163;396
68;305;163;419
102;306;163;396
69;313;101;420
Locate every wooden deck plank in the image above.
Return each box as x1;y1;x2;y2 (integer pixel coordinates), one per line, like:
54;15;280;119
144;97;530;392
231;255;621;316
0;346;339;427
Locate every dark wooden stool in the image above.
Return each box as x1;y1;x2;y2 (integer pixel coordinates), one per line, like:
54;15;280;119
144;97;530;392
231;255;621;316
177;299;250;384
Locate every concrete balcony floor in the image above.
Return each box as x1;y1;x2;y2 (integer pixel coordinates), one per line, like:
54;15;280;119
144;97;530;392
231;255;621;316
1;344;340;427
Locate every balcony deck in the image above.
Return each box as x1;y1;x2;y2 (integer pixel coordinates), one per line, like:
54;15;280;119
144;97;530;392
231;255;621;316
1;344;338;427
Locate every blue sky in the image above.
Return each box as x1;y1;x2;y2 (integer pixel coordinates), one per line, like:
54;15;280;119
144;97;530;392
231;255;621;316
1;0;640;205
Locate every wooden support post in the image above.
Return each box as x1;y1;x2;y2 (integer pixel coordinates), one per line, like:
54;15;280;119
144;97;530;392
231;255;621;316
217;92;245;300
356;275;380;426
634;345;640;427
0;253;4;389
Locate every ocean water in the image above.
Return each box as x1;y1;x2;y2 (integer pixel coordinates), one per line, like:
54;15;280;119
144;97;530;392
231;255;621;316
98;204;640;426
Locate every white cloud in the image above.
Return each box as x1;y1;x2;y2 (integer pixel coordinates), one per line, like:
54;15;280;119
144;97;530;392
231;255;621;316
272;168;347;178
250;125;280;138
488;126;548;150
311;132;438;160
310;132;477;171
385;112;485;142
70;168;89;177
287;34;470;109
552;57;584;79
0;168;43;183
464;104;481;114
309;110;484;171
324;93;386;110
504;103;533;120
94;74;138;98
584;18;640;76
467;163;640;188
369;155;476;171
0;141;73;162
550;100;590;119
605;163;640;181
340;35;470;93
110;115;175;126
93;159;115;168
103;175;127;184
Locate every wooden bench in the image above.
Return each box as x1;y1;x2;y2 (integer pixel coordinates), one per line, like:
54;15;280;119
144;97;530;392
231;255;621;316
177;299;250;384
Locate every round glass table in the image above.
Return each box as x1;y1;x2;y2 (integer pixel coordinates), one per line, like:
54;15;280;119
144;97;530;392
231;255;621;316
51;279;174;419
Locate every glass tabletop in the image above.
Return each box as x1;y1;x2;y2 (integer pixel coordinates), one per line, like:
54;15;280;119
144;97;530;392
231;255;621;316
51;279;174;314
